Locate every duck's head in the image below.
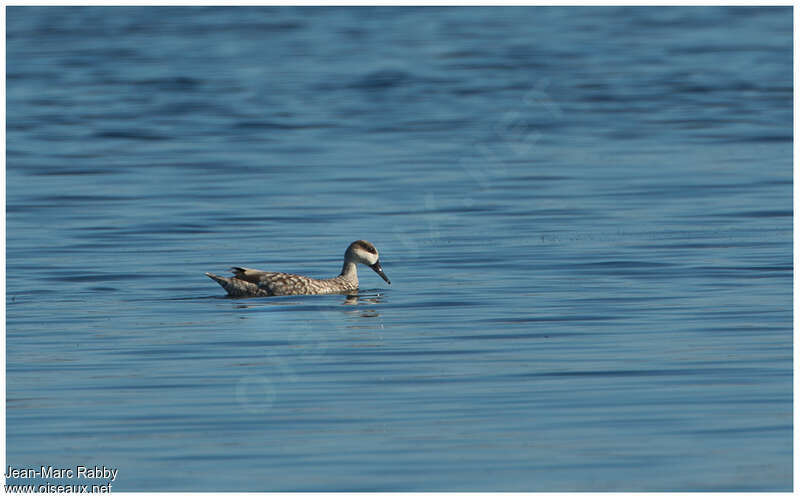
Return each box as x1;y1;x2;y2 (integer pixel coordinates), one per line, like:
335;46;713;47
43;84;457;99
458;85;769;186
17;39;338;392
346;240;391;284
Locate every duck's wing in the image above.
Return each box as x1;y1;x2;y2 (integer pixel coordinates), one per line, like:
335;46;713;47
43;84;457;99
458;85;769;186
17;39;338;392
231;267;314;295
230;266;271;284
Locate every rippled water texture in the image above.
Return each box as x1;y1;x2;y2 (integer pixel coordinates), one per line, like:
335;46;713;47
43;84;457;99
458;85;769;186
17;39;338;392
6;6;792;491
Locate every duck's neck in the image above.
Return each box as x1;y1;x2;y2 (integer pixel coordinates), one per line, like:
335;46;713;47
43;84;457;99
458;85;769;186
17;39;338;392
340;260;359;285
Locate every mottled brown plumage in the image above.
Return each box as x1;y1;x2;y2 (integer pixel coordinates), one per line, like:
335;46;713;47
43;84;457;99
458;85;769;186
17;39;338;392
206;240;390;297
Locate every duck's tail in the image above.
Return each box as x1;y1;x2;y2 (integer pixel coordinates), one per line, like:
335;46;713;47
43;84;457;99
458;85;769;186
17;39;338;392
205;272;267;297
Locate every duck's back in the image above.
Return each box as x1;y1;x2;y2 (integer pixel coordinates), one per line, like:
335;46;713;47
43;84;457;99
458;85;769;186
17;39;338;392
231;267;356;296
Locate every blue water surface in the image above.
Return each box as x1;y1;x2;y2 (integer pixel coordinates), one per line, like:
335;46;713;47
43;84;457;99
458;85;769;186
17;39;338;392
6;6;792;491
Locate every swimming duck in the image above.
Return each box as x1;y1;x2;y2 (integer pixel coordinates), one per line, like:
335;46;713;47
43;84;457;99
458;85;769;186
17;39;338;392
206;240;390;297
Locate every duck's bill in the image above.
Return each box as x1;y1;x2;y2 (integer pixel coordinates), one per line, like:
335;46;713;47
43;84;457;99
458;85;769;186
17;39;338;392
370;261;391;285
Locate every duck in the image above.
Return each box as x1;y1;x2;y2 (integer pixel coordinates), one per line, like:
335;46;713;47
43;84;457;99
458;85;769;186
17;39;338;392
205;240;390;297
